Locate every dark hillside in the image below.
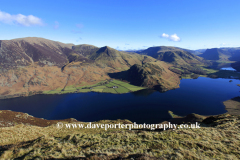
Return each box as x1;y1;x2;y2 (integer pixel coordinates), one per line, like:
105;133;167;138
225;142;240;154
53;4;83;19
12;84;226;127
200;48;232;61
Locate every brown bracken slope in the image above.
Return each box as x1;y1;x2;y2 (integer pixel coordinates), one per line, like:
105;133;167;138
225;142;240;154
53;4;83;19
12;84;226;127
0;37;182;98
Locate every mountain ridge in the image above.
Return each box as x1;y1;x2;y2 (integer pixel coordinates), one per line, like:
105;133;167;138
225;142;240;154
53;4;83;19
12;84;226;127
135;46;207;72
0;37;182;97
199;47;240;61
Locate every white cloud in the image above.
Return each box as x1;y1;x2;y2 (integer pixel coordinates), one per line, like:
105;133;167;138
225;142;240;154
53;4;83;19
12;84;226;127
160;33;181;42
54;21;59;29
161;33;169;38
0;10;43;26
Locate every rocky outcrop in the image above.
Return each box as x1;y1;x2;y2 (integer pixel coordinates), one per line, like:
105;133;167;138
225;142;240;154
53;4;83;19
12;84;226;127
115;61;180;91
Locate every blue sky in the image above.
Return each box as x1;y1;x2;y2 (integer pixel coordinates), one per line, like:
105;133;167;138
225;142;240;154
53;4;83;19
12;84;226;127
0;0;239;50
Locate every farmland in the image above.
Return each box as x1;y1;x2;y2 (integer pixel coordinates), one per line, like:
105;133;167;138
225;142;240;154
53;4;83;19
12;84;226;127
43;79;145;95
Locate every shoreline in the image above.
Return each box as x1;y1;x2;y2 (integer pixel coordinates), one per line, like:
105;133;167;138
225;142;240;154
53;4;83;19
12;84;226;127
223;96;240;115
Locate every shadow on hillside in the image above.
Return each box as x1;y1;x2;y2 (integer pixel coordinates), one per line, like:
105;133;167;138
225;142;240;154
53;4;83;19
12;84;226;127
108;70;129;82
108;71;166;92
108;70;145;87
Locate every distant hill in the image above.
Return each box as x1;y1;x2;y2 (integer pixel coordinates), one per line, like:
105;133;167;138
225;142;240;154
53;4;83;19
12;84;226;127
178;48;205;56
231;61;240;72
123;48;206;56
119;49;145;53
222;47;240;61
136;46;205;66
199;47;240;61
195;49;206;54
199;48;232;61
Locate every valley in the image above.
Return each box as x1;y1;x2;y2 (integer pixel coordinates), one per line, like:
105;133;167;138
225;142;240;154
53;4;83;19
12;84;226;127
1;1;240;159
2;37;240;99
1;37;240;159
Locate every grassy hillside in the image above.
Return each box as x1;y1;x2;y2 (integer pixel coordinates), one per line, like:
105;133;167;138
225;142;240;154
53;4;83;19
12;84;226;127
0;111;239;159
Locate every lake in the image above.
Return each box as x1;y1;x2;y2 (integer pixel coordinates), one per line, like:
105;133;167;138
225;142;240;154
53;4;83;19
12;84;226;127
0;77;239;124
220;67;236;71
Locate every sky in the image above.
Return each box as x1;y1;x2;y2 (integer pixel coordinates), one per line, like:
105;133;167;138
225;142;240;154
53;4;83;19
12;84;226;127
0;0;240;50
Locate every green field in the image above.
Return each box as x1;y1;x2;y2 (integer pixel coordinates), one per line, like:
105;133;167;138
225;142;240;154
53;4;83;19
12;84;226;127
91;88;104;92
114;86;130;93
61;90;75;94
78;89;91;93
92;86;107;89
111;80;126;84
115;82;139;88
105;82;117;87
64;85;76;91
43;79;144;95
102;88;118;93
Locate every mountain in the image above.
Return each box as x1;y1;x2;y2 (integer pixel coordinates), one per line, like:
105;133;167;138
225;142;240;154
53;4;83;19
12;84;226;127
199;47;240;61
222;47;240;61
72;44;99;57
123;48;206;56
0;37;182;98
136;46;205;66
72;45;155;70
120;49;145;53
0;37;74;70
231;61;240;72
109;61;180;91
199;48;232;61
178;48;205;56
64;46;181;91
87;46;156;70
195;49;207;53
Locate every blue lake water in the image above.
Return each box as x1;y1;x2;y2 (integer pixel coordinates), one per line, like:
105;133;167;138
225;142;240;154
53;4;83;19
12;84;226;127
220;67;236;71
0;77;239;123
